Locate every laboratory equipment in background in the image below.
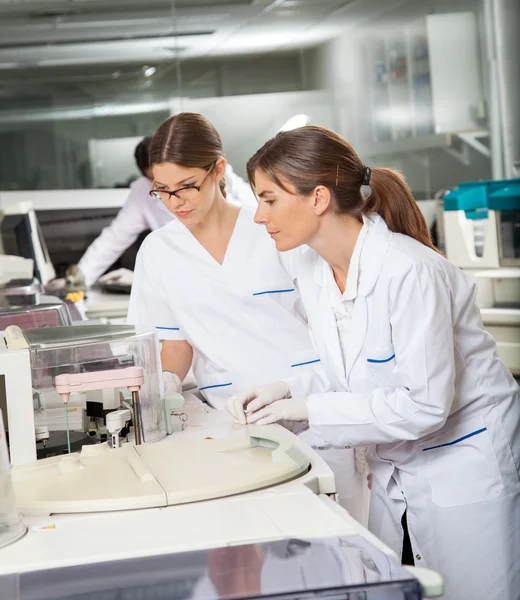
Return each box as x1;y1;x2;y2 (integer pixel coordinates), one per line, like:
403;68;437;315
0;202;55;286
443;178;520;374
0;254;78;330
0;194;140;322
0;411;26;550
0;297;72;331
0;324;165;466
0;277;43;309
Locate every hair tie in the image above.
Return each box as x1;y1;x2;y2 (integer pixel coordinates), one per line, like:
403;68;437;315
362;166;372;186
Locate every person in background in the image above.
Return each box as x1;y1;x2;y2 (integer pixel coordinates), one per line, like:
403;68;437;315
227;125;520;600
49;136;255;291
127;113;370;523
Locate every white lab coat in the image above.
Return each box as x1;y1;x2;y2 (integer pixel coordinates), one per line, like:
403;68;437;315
127;207;367;518
281;214;520;600
78;166;256;287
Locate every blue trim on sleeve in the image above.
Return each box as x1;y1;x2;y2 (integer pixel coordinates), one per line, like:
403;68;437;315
253;288;295;296
367;354;395;364
199;382;233;392
422;427;487;452
291;359;321;368
156;326;180;331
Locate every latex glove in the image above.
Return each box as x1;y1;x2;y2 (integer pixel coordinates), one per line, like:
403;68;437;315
98;267;134;287
64;264;86;292
163;371;182;396
46;265;86;294
226;381;291;425
245;398;309;426
46;277;66;291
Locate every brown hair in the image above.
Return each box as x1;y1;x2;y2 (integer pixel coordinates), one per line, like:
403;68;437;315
247;126;436;251
149;112;226;197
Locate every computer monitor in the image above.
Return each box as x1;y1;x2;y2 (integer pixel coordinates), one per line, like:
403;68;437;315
0;202;55;285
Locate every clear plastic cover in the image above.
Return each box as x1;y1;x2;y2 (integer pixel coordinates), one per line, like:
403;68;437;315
0;536;422;599
23;324;166;444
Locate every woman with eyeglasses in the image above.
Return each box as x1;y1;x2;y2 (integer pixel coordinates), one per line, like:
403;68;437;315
127;112;370;524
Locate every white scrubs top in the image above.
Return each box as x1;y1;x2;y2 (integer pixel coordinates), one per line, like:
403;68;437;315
127;207;329;409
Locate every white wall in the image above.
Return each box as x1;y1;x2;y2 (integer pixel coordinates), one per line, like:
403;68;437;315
182;90;335;178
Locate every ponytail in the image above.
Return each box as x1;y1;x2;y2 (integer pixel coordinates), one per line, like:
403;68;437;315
365;168;437;251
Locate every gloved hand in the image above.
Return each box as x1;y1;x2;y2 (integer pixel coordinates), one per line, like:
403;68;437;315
46;277;67;291
245;398;309;426
98;268;134;287
46;265;86;295
163;371;182;396
64;264;86;292
226;381;291;425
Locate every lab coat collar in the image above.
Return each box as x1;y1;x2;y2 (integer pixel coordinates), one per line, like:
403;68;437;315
313;213;392;298
358;214;393;296
311;214;393;387
344;221;368;301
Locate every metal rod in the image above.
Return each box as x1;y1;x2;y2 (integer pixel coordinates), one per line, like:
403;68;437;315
131;390;142;446
64;404;71;454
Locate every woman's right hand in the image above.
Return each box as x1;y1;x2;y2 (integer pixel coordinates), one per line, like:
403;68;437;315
226;381;291;425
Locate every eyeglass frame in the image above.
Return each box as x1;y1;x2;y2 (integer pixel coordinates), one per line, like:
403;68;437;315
149;162;216;201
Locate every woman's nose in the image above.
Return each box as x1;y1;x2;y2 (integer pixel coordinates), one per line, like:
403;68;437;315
254;205;267;225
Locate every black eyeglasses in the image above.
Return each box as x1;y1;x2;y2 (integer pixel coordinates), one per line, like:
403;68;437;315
150;163;215;202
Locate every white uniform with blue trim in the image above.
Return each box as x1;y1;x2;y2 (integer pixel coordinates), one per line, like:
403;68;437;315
281;213;520;600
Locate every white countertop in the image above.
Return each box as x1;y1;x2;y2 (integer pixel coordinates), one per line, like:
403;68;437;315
84;289;130;321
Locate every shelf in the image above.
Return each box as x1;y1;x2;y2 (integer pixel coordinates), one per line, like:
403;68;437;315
358;129;488;159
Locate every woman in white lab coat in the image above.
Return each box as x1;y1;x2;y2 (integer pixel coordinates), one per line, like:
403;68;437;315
227;126;520;600
127;113;369;522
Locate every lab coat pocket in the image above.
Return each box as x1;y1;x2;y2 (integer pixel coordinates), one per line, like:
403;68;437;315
417;417;504;508
365;344;398;388
250;281;297;314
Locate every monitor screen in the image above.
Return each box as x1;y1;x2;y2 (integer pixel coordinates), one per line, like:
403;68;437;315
1;211;54;284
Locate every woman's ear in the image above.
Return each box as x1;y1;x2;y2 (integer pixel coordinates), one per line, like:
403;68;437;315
312;185;332;216
214;156;227;182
